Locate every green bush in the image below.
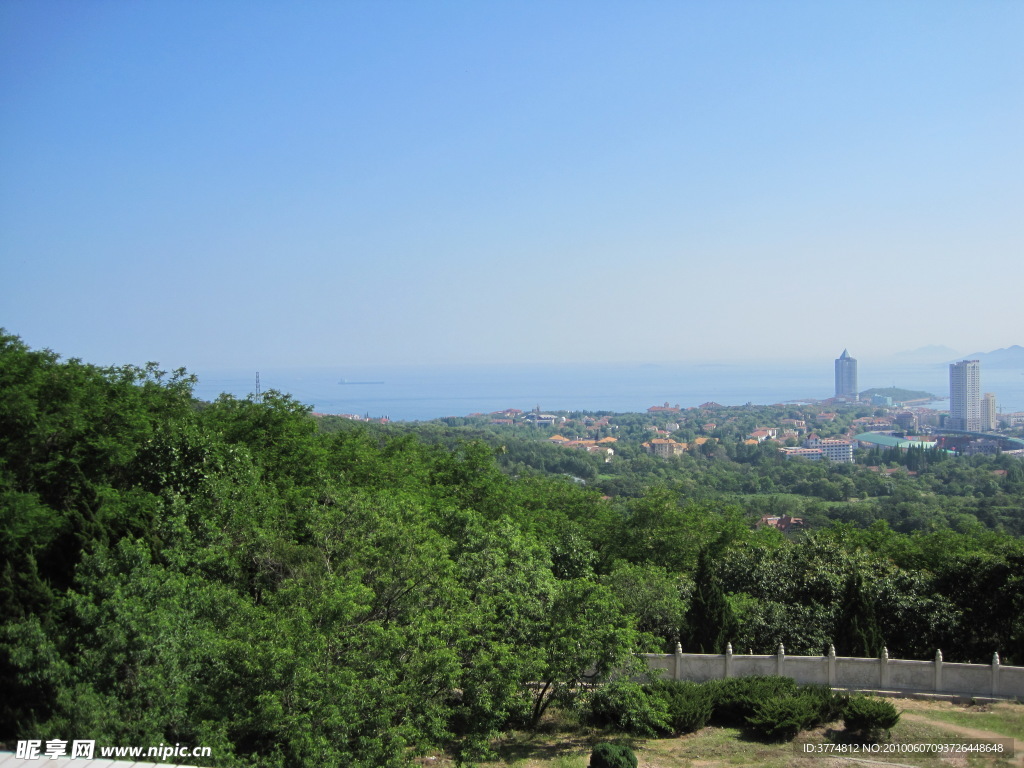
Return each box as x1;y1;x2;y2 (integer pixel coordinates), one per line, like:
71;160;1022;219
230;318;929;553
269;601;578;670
588;680;670;736
743;683;849;741
843;695;900;740
646;680;714;734
590;742;637;768
745;695;821;741
588;676;846;741
704;676;799;726
799;683;849;724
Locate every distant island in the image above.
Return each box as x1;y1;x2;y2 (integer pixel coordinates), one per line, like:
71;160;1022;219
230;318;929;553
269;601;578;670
859;387;938;403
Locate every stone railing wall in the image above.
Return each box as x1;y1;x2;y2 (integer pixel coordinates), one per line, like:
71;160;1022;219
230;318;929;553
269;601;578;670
641;644;1024;700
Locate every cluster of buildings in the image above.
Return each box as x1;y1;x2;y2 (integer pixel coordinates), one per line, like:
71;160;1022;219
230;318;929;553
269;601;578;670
778;435;855;463
769;349;1015;463
547;433;617;460
757;514;805;532
834;351;1024;456
640;436;714;457
477;348;1021;465
835;350;1007;431
483;408;620;435
948;360;999;431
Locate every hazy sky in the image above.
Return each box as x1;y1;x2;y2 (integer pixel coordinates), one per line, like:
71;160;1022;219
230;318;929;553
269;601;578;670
2;1;1022;370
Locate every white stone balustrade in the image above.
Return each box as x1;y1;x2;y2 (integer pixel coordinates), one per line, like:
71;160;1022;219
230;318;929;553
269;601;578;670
640;646;1023;700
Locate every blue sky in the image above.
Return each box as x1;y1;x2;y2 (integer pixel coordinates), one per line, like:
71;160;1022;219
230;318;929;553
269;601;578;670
2;1;1022;370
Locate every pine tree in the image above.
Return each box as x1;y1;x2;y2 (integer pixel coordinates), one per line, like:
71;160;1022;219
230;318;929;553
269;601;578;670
683;548;737;653
833;572;885;658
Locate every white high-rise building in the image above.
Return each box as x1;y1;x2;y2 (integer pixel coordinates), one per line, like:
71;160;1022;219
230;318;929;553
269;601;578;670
949;360;981;431
981;392;998;431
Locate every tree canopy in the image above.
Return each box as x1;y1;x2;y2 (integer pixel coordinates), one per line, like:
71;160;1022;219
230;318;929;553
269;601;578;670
3;331;1023;766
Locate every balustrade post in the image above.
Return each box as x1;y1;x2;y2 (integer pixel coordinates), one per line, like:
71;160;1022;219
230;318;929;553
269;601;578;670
992;652;1000;697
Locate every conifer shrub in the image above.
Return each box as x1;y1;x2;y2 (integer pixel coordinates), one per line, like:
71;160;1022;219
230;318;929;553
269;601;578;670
703;675;799;726
745;695;821;741
589;742;638;768
800;683;849;724
743;682;849;741
588;676;846;741
645;679;714;734
843;695;900;741
588;680;670;736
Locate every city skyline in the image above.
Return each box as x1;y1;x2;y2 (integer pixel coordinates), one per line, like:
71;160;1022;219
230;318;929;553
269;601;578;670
2;2;1023;371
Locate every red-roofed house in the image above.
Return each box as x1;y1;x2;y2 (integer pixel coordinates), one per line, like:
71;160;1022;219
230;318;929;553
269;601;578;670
648;402;681;413
642;439;686;457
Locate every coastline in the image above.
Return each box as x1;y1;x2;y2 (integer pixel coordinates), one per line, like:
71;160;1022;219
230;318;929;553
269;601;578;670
191;361;1024;423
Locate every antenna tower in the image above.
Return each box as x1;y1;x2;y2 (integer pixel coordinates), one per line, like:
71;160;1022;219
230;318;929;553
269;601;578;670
255;372;262;404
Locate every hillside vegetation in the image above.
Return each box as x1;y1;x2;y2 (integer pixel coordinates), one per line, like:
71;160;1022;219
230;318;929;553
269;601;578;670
859;387;936;402
2;331;1022;767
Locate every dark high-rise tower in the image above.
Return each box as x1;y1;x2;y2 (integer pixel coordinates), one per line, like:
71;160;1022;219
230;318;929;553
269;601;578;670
835;349;858;400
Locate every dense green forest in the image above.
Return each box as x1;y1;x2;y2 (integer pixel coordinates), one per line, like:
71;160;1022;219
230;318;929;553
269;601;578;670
2;332;1023;767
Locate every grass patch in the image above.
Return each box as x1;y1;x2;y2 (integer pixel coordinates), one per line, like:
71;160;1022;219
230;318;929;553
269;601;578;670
908;700;1024;740
467;697;1024;767
638;726;784;767
548;756;587;768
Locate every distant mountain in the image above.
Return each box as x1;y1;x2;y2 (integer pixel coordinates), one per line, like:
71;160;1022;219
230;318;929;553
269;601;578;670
956;345;1024;369
896;345;960;362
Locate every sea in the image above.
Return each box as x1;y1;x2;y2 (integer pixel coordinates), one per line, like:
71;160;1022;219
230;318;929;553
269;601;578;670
190;360;1024;423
